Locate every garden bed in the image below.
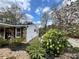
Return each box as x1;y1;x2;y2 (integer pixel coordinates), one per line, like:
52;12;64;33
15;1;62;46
0;43;31;59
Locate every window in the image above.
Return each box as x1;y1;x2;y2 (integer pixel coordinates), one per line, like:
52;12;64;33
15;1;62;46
17;28;21;36
34;29;36;32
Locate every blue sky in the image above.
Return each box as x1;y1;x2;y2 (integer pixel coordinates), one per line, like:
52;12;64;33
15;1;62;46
13;0;63;23
0;0;63;24
19;0;63;22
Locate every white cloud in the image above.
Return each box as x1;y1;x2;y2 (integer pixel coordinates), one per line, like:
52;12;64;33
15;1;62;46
0;0;15;3
35;8;42;15
63;0;77;6
71;0;77;2
27;7;31;11
33;21;41;28
16;0;31;2
33;21;41;24
35;9;40;15
17;0;31;11
0;0;13;8
0;0;31;11
20;13;34;24
42;7;50;13
26;14;34;22
36;21;41;24
47;20;52;25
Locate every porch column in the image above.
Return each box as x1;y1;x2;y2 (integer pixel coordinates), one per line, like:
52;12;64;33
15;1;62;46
25;26;27;42
4;28;5;39
21;27;23;37
15;27;17;38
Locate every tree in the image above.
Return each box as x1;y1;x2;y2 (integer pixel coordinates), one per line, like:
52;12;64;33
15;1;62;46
0;3;25;24
41;12;49;29
39;12;50;36
51;1;79;32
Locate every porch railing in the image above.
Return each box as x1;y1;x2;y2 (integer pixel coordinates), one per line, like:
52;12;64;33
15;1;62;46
0;19;18;25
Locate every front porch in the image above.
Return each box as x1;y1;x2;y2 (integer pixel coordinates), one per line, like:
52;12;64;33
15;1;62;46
0;23;26;40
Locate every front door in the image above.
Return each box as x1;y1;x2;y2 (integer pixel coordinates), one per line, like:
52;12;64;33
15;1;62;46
5;28;11;39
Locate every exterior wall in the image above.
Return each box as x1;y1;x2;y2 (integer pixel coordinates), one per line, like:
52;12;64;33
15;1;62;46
0;25;38;42
26;25;39;42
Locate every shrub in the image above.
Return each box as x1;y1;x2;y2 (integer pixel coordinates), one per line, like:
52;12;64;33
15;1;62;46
42;29;69;56
0;36;24;47
14;37;23;43
26;38;46;59
0;37;9;46
9;37;24;46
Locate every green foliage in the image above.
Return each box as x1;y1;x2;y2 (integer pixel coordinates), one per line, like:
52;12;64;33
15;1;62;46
9;37;24;46
0;37;24;47
26;38;46;59
39;28;47;37
42;29;69;56
14;37;24;43
0;37;9;46
39;25;57;37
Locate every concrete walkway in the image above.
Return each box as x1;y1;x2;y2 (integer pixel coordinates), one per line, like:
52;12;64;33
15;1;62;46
68;38;79;48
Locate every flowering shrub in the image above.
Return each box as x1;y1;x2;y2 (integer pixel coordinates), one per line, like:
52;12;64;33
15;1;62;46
42;29;69;56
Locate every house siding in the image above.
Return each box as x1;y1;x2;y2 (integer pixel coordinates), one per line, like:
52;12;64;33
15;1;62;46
26;25;39;42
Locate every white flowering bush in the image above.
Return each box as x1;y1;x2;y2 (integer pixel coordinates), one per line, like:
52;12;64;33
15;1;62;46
42;29;69;56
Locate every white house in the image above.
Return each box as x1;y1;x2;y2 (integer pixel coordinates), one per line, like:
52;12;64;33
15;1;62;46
26;24;39;42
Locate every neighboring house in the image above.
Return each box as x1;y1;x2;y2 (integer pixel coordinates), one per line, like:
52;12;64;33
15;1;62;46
0;19;39;42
